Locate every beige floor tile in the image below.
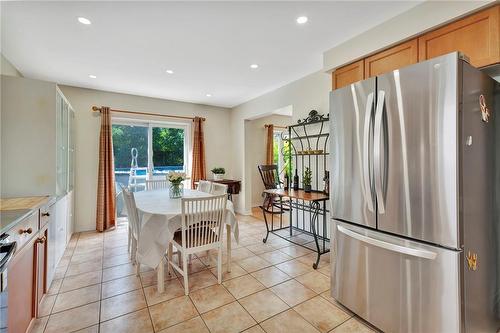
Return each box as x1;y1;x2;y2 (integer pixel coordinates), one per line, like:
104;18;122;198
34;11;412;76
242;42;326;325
329;317;376;333
279;245;313;258
260;309;320;333
319;291;354;317
222;274;265;299
59;270;102;293
149;296;198;331
140;268;177;288
70;250;104;265
74;325;99;333
52;284;101;313
201;301;256;333
101;274;142;299
209;263;247;281
65;260;103;277
296;252;331;266
259;249;293;265
105;244;129;257
230;247;255;261
103;253;131;268
158;316;209;333
237;256;272;272
102;262;136;282
100;308;154;333
29;316;48;333
276;259;313;277
295;271;331;294
180;270;218;292
143;278;185;306
251;266;291;288
38;294;56;317
189;284;235;313
242;325;266;333
100;289;147;322
45;302;100;333
245;243;276;255
47;278;62;295
240;289;289;322
271;279;316;306
294;296;350;333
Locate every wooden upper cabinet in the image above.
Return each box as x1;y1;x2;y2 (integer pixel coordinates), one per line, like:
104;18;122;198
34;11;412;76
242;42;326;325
418;6;500;68
364;39;419;78
332;60;364;90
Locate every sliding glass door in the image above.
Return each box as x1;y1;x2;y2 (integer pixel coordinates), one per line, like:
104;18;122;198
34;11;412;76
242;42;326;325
112;118;190;191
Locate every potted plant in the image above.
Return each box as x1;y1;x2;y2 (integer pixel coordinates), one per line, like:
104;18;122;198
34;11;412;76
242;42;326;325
303;167;312;193
167;171;186;198
211;167;225;181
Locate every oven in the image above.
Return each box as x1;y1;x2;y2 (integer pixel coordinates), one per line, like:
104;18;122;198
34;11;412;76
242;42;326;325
0;233;17;332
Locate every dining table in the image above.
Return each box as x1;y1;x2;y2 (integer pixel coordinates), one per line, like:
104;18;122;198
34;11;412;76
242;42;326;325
134;188;239;293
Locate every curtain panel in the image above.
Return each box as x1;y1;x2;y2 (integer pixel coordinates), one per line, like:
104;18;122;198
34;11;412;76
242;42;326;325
191;117;206;188
96;106;116;232
265;124;274;165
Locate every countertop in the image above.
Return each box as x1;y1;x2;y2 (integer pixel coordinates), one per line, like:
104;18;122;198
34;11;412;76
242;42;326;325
0;196;53;236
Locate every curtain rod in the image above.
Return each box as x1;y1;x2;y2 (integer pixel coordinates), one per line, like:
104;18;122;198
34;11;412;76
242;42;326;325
264;124;287;129
91;106;206;121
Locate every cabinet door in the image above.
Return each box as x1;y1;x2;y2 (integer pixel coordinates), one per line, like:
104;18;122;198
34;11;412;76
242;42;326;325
46;203;57;286
36;228;48;307
418;6;500;68
55;196;68;265
8;238;36;333
364;39;418;78
332;60;364;90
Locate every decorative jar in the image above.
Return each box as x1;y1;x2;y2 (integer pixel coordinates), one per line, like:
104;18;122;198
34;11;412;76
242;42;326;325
169;182;183;198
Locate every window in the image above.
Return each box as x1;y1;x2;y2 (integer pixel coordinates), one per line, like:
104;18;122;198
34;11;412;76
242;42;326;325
112;118;190;191
273;130;291;176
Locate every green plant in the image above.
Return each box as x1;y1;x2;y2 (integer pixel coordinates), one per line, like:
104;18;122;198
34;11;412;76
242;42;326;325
211;167;225;174
303;167;312;186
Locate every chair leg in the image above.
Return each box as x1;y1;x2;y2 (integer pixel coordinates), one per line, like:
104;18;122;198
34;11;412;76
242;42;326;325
217;248;222;284
127;228;131;255
157;257;165;293
131;238;137;264
136;262;140;276
168;243;173;276
182;254;189;295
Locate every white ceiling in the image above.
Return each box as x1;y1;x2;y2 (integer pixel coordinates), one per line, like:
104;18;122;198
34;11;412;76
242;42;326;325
1;1;420;108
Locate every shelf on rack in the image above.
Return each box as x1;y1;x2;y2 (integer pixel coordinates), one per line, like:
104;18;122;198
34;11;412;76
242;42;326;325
289;133;329;140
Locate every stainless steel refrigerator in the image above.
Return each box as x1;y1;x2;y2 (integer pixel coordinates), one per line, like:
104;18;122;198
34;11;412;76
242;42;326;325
329;52;500;333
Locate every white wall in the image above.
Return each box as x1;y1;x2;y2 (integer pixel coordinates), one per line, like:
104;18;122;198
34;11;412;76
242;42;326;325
0;53;22;77
59;85;232;232
323;0;494;71
231;70;330;214
245;114;291;207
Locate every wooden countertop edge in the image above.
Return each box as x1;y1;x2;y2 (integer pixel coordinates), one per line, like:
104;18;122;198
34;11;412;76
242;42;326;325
0;196;53;211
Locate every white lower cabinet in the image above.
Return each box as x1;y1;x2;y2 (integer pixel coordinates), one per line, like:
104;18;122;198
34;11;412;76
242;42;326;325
50;192;74;276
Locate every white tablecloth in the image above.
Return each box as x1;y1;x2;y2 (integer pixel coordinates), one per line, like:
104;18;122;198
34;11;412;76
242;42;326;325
134;188;239;269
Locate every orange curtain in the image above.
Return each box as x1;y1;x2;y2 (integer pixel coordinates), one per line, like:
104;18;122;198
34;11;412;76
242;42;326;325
96;106;116;232
266;124;274;164
191;117;206;188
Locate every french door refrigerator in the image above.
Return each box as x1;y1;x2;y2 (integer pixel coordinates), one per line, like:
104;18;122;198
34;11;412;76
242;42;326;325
330;52;500;333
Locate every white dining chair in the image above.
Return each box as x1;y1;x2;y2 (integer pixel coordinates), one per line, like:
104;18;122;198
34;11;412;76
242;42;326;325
211;183;228;196
146;179;169;191
197;180;212;193
168;194;227;295
121;185;142;275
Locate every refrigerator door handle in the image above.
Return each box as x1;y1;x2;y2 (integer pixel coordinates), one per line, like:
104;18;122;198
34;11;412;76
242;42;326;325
374;90;386;214
337;224;437;260
363;92;375;212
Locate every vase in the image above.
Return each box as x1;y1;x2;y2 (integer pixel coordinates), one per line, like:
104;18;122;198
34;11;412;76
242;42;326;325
304;184;312;193
213;173;224;181
169;182;183;198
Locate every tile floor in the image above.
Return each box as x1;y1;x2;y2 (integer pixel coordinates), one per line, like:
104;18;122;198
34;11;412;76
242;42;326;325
30;214;379;333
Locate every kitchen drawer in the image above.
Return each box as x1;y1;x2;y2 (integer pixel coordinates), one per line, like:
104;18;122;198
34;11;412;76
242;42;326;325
39;206;51;229
7;210;39;250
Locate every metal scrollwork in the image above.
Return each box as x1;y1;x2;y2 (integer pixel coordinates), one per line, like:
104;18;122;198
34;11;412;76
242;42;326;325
297;110;328;124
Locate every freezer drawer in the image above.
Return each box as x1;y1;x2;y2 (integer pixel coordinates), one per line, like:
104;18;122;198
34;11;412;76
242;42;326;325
332;221;462;333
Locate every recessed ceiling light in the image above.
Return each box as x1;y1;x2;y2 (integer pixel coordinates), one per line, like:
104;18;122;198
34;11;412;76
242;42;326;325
296;16;308;24
250;64;259;69
78;17;92;25
89;74;97;79
206;93;212;97
165;69;174;74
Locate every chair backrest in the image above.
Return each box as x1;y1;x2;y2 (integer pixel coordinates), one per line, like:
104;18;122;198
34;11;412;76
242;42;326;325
258;164;280;190
197;180;212;193
121;185;140;238
211;183;228;196
146;179;169;191
180;194;227;249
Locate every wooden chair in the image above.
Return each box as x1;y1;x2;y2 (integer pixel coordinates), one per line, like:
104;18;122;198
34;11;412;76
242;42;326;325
211;183;228;196
121;185;142;276
197;180;212;193
257;164;289;212
146;179;169;191
168;194;227;295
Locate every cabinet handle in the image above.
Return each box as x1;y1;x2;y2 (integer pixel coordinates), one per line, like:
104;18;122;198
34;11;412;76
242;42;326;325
36;236;47;244
42;212;50;217
19;227;33;235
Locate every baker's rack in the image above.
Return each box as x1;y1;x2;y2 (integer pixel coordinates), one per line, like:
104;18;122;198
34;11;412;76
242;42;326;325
261;111;330;269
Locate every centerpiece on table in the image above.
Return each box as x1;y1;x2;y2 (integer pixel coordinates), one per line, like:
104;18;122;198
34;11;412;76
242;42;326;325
211;167;225;181
167;171;186;198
